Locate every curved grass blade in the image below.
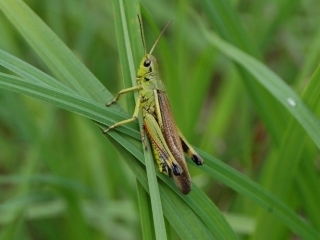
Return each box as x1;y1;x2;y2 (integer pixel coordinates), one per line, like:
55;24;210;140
0;0;106;103
200;28;320;150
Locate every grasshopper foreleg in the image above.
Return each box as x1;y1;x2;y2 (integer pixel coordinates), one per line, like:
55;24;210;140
103;97;141;133
106;86;141;106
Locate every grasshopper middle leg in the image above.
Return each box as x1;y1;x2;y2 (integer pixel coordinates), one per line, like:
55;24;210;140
104;94;141;133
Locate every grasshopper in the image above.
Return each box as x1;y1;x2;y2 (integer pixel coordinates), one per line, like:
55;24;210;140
104;17;203;194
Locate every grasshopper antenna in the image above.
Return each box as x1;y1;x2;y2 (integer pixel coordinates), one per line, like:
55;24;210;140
149;19;173;55
137;15;147;55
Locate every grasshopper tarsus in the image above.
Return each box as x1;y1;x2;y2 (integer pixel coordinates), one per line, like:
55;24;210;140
106;99;116;107
102;126;112;134
192;154;204;166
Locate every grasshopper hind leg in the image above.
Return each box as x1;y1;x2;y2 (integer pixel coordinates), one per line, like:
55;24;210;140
143;112;184;176
178;128;204;166
181;140;204;165
149;140;180;178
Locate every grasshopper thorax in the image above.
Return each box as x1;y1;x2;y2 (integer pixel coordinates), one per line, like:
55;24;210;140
137;54;159;78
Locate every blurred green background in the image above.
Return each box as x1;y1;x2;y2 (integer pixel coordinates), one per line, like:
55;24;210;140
0;0;320;239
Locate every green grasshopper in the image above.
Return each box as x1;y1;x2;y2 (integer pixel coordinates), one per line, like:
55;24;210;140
104;18;203;194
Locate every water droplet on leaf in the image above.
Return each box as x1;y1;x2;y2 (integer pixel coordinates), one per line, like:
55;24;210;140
287;98;296;107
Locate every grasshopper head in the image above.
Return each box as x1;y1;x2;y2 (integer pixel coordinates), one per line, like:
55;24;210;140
137;54;159;78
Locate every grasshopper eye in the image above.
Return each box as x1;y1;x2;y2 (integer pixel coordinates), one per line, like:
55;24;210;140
144;59;151;67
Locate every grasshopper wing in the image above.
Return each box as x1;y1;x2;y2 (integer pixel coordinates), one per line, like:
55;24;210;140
157;91;192;194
